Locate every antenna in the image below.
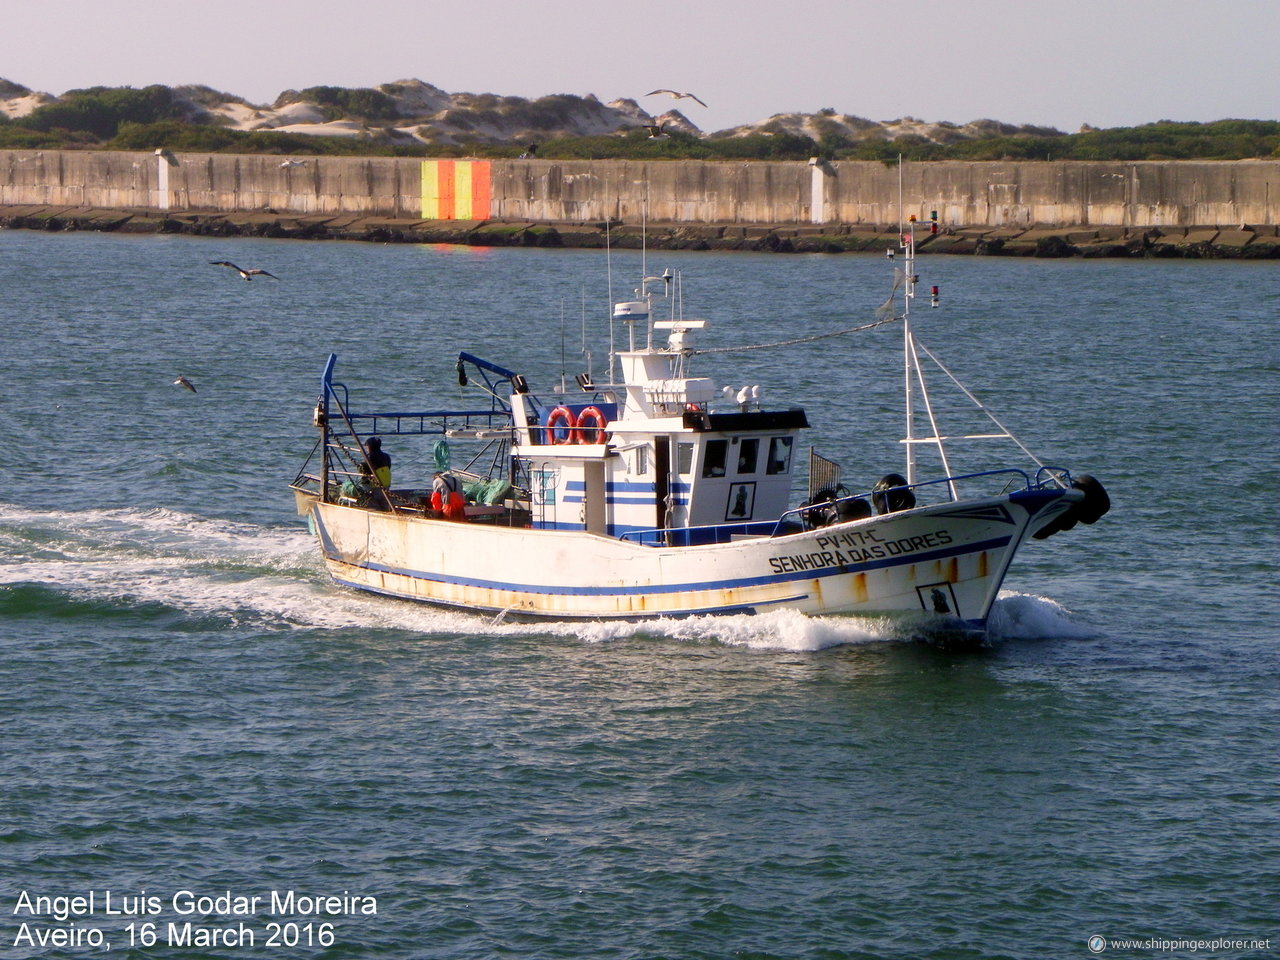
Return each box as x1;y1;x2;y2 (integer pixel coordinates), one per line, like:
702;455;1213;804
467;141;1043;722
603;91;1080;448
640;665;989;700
640;178;649;281
646;274;653;351
558;300;567;392
606;214;616;382
899;154;916;486
895;157;952;494
897;153;904;240
580;285;593;383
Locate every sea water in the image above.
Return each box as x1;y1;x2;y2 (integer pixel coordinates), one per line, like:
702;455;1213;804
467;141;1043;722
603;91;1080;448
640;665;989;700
1;231;1276;959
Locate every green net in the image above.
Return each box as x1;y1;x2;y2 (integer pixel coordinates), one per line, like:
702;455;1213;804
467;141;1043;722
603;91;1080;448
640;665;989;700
432;439;451;472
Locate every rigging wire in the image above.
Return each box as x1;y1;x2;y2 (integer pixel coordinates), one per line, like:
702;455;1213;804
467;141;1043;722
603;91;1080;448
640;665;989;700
690;270;905;355
691;313;901;355
911;339;1048;470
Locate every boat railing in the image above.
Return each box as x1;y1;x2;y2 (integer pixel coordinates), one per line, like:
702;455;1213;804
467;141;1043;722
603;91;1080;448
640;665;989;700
313;378;519;505
1034;466;1075;490
615;467;1059;548
327;365;510;437
773;467;1049;534
619;520;779;547
335;408;510;437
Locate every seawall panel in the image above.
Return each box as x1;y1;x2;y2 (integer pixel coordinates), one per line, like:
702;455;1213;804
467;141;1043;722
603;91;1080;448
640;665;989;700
420;160;492;220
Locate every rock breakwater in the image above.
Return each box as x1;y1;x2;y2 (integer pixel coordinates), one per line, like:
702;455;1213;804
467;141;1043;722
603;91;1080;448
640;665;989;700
2;205;1277;258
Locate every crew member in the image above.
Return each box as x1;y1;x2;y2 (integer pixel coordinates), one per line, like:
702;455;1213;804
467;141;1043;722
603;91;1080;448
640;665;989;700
431;471;466;520
361;436;391;488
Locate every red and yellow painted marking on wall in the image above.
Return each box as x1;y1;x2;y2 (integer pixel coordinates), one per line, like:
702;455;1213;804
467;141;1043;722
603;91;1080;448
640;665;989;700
421;160;491;220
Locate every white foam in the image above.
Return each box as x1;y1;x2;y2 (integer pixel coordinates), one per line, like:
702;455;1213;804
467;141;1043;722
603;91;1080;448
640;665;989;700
0;502;1098;645
0;502;315;568
987;590;1097;640
454;606;891;651
618;607;887;651
0;501;328;628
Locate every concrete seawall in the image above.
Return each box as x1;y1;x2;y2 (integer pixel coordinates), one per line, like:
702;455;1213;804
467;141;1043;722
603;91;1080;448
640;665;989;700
2;150;1277;256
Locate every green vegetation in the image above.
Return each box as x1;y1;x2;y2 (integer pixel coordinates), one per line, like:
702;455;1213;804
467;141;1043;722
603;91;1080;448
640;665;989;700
277;86;400;122
523;129;824;161
15;84;189;140
445;94;596;132
836;120;1280;162
1;83;1277;161
105;121;429;157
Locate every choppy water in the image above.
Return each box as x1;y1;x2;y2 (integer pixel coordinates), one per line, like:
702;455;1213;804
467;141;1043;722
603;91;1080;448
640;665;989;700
1;231;1277;959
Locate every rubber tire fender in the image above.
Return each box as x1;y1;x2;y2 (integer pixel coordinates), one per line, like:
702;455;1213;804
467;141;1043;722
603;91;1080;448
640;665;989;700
1072;474;1110;525
872;473;916;514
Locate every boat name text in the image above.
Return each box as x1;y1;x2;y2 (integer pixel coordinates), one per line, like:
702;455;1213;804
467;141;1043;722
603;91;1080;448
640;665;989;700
770;529;953;574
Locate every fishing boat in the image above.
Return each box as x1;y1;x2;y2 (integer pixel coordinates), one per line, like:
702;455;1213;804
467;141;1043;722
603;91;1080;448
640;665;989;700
290;219;1108;639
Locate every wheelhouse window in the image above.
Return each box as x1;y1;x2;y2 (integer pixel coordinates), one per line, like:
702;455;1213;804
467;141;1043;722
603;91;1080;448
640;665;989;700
766;436;794;475
702;440;727;477
677;442;695;475
736;438;759;475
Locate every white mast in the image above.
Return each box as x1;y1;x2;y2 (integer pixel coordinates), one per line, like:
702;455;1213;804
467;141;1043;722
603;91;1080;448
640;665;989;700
898;162;955;496
900;157;917;486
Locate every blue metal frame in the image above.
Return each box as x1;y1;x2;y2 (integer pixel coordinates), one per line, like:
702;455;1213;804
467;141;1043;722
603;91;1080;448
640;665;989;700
322;353;507;437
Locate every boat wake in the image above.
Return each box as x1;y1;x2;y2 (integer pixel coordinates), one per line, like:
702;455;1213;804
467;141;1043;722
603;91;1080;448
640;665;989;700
0;502;1096;647
986;590;1099;641
534;608;893;652
547;592;1096;651
0;502;327;630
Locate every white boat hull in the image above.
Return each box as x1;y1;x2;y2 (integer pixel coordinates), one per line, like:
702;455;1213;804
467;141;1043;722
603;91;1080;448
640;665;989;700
305;487;1077;630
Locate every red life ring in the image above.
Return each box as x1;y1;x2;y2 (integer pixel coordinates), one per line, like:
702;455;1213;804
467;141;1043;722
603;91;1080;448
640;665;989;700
573;406;609;444
545;406;576;444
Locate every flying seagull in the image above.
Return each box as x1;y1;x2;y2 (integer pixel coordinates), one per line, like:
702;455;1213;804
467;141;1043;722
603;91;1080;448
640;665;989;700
643;122;670;139
210;261;279;281
645;89;707;108
173;376;197;393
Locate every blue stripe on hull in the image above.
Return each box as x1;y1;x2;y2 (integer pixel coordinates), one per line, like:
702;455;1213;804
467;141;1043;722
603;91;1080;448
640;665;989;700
329;568;989;638
329;570;812;620
321;533;1013;599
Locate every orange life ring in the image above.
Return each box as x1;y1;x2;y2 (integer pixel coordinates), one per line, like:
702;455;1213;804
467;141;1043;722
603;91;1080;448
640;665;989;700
545;406;576;444
573;405;609;444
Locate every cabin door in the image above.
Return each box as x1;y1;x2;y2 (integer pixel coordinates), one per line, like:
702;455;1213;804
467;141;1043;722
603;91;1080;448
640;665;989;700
654;438;671;530
583;461;606;535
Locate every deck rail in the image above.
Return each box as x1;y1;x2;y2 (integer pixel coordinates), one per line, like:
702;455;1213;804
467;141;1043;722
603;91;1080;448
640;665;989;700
615;467;1070;547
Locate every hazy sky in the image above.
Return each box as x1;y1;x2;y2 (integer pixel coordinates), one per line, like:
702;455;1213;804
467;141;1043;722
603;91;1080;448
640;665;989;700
3;0;1276;134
